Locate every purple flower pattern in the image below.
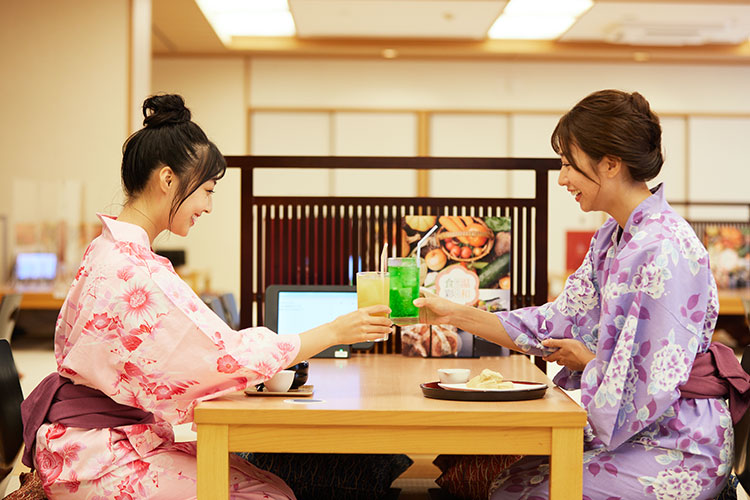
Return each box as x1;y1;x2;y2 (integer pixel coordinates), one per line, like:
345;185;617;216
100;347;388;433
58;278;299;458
490;185;729;499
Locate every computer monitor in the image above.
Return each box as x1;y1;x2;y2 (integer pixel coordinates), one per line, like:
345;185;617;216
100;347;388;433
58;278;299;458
264;284;373;358
15;252;57;281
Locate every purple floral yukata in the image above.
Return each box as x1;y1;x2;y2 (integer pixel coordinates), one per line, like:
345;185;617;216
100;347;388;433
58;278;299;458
490;185;731;500
34;214;300;499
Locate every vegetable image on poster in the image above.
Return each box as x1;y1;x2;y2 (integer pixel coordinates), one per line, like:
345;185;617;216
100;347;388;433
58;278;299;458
400;214;511;357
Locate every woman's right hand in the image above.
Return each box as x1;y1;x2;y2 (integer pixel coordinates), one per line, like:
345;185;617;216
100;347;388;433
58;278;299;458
413;296;457;325
330;305;393;345
414;294;518;353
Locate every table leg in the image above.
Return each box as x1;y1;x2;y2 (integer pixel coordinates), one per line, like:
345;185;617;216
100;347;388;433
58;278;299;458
197;424;229;500
549;427;583;500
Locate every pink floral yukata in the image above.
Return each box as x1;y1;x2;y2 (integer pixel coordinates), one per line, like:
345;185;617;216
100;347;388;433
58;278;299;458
490;185;732;500
34;214;300;499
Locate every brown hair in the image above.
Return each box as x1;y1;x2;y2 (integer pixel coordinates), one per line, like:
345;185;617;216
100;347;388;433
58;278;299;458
551;89;663;182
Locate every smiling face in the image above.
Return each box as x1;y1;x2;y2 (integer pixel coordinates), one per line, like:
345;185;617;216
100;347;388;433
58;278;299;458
557;146;605;213
170;178;216;236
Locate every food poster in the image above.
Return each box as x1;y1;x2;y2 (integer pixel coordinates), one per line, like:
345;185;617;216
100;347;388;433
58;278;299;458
704;224;750;288
399;215;511;357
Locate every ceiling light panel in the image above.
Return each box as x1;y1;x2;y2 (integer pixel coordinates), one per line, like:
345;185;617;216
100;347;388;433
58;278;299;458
289;0;507;40
488;0;592;40
503;0;592;16
196;0;296;42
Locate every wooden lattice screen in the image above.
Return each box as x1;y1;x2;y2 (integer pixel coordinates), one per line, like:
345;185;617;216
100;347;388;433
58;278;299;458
228;156;560;365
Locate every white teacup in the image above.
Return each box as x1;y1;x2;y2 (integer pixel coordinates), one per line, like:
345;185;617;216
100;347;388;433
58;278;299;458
264;370;295;392
437;368;471;384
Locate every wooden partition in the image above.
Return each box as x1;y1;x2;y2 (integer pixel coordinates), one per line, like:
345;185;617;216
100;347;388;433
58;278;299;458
227;156;559;363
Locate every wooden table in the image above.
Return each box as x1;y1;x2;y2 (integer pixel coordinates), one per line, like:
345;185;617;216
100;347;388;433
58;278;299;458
718;288;750;316
194;354;587;500
0;286;65;310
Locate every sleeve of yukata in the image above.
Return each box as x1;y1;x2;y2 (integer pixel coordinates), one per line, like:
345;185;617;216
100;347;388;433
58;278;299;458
496;235;601;390
579;236;713;450
68;248;301;424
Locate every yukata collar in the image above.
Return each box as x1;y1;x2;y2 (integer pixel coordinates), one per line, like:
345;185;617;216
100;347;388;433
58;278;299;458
97;213;153;250
618;183;667;245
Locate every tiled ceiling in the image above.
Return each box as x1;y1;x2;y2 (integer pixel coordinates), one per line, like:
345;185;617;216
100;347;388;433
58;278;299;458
152;0;750;63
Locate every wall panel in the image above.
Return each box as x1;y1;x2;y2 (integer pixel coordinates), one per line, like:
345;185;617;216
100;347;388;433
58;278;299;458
332;112;417;196
429;113;509;198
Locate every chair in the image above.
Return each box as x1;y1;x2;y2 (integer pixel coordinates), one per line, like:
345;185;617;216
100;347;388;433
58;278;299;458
732;344;750;494
0;295;22;343
200;293;227;324
0;339;24;497
218;293;239;329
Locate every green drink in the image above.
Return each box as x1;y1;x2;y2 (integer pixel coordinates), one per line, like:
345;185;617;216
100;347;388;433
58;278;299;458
388;257;420;326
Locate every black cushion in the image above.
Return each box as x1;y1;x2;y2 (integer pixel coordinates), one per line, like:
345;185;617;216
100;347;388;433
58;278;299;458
0;339;24;471
238;452;413;500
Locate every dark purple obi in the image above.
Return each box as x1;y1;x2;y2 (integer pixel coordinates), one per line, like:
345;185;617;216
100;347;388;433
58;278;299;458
21;373;154;468
680;342;750;425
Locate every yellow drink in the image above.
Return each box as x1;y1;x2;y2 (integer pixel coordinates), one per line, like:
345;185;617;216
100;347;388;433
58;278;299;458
356;271;389;316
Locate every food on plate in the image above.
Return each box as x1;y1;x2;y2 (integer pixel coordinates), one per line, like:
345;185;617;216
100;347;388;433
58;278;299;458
401;324;431;357
431;324;458;357
466;368;514;390
425;248;447;271
476;295;507;313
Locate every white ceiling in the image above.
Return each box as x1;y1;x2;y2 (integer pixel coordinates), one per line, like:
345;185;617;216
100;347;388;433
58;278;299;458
290;0;507;40
151;0;750;63
562;1;750;45
284;0;750;45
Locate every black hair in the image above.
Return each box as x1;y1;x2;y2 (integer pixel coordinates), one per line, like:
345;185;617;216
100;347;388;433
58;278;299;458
551;89;663;183
121;94;226;227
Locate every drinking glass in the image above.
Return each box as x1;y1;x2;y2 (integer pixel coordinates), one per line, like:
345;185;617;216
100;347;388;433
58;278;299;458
388;257;420;326
356;271;390;341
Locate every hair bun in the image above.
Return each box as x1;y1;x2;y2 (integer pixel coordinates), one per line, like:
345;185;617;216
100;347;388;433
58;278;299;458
628;92;654;117
142;94;191;128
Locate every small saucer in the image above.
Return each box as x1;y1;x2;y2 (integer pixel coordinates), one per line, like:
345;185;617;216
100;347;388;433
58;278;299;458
245;384;314;397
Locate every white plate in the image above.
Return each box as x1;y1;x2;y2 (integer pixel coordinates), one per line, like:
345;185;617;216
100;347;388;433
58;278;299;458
438;381;548;392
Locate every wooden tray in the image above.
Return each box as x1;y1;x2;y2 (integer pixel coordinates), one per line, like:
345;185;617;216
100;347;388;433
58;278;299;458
244;384;314;397
420;381;546;401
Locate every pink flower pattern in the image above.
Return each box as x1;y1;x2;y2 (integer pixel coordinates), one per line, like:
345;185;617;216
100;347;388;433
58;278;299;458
217;354;241;373
36;214;299;499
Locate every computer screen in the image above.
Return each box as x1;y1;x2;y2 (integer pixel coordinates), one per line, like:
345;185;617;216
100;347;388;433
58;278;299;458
265;284;372;357
275;290;357;335
15;252;57;281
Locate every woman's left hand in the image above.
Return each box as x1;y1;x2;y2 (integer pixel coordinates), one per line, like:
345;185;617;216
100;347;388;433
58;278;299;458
541;338;595;372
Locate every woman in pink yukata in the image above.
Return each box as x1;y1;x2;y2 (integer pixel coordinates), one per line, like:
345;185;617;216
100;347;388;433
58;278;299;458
416;90;740;499
21;94;393;499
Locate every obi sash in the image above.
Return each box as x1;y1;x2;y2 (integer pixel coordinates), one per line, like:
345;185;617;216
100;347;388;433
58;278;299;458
680;342;750;425
21;373;154;468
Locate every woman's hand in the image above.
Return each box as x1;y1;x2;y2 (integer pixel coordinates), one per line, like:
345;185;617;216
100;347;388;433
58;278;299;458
541;338;595;372
413;294;518;352
412;296;458;325
330;305;393;344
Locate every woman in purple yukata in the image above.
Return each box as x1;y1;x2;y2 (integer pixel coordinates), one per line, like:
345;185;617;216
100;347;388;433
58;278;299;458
416;89;746;499
21;94;393;499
